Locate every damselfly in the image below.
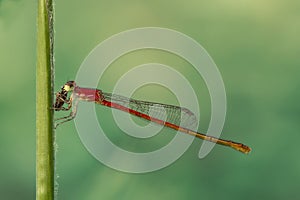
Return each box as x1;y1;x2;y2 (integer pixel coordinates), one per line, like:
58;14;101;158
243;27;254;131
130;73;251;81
53;81;251;154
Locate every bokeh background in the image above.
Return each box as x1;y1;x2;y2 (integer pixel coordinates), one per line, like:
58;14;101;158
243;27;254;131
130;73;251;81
1;0;299;199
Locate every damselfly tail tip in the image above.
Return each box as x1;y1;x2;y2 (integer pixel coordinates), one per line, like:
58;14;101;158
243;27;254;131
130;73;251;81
233;143;251;154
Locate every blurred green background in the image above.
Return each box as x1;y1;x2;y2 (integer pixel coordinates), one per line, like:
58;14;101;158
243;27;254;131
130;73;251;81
1;0;300;199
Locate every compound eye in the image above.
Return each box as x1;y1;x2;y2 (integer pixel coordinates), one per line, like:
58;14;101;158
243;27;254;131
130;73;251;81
68;81;76;88
63;84;71;92
63;81;75;91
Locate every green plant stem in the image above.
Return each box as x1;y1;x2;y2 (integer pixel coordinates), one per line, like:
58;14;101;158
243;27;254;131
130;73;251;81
36;0;54;199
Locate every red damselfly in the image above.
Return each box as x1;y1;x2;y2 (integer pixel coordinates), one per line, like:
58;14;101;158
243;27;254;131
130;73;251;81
53;81;251;154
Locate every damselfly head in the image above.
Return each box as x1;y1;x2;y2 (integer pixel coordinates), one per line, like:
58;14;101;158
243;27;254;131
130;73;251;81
63;80;75;92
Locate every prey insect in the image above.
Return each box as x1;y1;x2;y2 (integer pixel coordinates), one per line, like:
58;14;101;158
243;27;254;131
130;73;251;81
53;81;251;154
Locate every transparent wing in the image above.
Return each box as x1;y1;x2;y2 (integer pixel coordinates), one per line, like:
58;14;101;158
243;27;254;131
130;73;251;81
102;92;198;130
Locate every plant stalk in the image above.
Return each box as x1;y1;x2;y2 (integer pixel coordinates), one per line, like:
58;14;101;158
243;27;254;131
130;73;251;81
36;0;54;199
